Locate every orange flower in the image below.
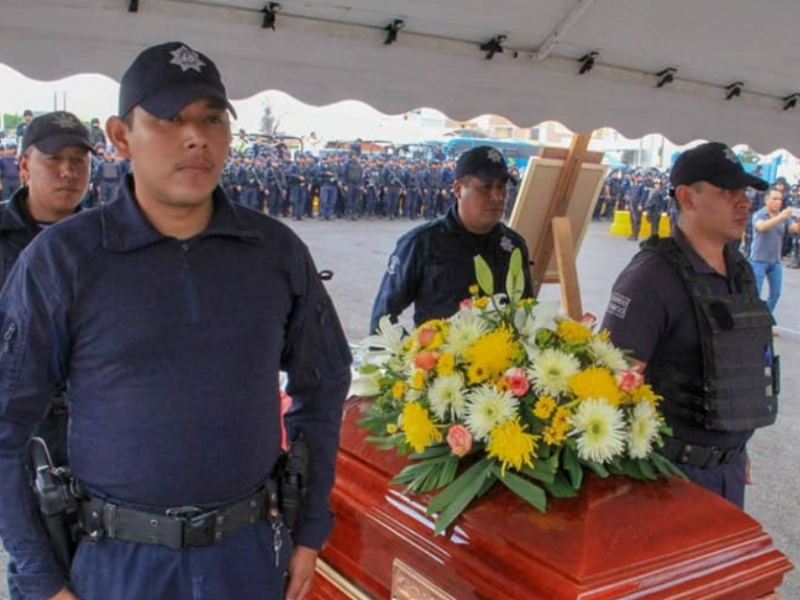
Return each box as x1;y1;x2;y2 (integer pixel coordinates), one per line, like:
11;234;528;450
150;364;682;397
414;351;440;371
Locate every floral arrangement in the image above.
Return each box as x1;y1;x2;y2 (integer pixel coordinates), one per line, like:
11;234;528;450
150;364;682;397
353;249;684;534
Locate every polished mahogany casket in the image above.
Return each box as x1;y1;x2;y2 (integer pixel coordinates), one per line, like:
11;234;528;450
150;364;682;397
311;398;792;600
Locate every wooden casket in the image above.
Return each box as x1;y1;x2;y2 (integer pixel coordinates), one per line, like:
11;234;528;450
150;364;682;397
310;398;792;600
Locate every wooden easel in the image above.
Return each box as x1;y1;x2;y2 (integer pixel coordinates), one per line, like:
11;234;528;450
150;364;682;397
510;133;605;320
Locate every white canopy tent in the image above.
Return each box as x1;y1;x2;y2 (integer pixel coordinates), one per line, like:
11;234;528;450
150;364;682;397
1;0;799;154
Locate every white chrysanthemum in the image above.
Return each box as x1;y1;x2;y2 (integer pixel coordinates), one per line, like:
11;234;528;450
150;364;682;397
428;373;468;422
628;401;660;459
350;370;382;397
444;311;490;358
570;398;627;463
527;349;581;397
587;337;628;371
464;385;518;441
405;388;422;403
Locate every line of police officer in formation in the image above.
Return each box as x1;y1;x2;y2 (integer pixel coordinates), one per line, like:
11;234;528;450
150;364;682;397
219;147;522;222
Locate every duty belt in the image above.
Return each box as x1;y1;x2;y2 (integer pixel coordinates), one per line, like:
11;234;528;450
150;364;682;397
79;481;280;550
659;437;746;469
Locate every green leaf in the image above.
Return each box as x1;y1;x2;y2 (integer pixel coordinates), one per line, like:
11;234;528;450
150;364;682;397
519;460;556;485
357;363;380;375
427;458;491;514
365;435;403;450
411;444;452;460
651;453;688;480
437;456;460;489
505;248;525;304
494;467;547;512
357;416;391;436
580;459;610;478
431;463;494;534
637;459;657;481
542;471;578;498
474;255;495;296
562;444;584;489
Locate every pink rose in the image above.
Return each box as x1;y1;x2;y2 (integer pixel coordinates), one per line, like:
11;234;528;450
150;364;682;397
581;312;598;327
615;369;644;393
414;351;440;371
504;367;531;397
459;298;474;310
447;425;473;457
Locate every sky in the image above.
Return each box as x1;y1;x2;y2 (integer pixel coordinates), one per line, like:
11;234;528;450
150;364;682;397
0;63;445;143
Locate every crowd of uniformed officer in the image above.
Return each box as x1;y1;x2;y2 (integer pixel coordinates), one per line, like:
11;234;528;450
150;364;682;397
218;142;522;222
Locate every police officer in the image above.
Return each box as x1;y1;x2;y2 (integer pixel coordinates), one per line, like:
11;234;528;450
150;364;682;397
0;42;351;600
236;153;263;211
0;142;21;201
342;151;363;220
627;172;647;240
1;111;94;600
88;118;107;150
15;110;33;143
265;156;287;217
317;156;339;220
92;149;123;205
602;142;777;509
382;157;405;220
370;145;533;333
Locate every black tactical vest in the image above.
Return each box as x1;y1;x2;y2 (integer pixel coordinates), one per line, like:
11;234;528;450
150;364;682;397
642;236;778;432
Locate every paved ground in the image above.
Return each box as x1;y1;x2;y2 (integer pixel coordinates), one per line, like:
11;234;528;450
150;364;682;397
1;218;796;597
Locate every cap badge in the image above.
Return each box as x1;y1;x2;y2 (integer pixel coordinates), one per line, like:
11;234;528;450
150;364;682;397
53;113;80;130
169;45;206;73
723;147;739;165
500;236;514;252
487;149;504;163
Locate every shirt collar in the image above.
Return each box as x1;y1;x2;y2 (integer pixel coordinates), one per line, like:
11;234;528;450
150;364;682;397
443;205;502;239
102;175;263;252
671;226;745;276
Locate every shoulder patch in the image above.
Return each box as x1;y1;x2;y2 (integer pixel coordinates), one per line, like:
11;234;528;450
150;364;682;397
387;255;400;275
607;291;631;319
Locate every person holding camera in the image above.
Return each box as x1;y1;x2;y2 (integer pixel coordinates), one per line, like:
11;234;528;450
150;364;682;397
749;184;800;313
0;42;351;600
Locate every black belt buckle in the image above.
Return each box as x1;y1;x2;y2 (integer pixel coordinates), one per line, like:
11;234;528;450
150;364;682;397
165;506;214;548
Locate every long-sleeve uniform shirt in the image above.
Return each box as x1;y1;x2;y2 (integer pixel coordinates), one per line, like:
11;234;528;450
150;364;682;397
0;178;352;599
0;189;40;287
370;206;533;333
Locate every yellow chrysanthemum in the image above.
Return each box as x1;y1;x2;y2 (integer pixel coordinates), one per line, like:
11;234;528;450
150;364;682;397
436;352;456;376
474;297;490;309
465;326;521;385
533;396;557;419
468;284;480;295
552;407;572;437
570;367;623;405
597;329;611;343
629;383;661;408
404;337;415;351
392;381;407;399
542;426;567;446
386;423;398;434
402;402;443;453
555;320;593;345
410;369;426;391
496;378;511;393
467;362;489;385
487;418;539;475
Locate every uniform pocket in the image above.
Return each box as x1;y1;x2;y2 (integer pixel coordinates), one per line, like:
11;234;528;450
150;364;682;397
0;320;24;395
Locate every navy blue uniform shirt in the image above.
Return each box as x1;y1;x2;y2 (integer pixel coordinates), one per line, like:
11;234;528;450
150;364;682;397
601;227;753;448
0;178;351;599
0;189;41;287
370;206;532;333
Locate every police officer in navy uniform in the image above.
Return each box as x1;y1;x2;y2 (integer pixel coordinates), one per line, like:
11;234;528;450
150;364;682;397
1;111;94;600
602;142;777;509
0;142;21;201
0;42;351;600
370;145;533;333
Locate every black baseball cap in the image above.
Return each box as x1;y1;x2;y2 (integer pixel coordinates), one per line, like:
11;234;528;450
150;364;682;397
670;142;768;191
456;146;516;183
21;111;95;155
119;42;237;119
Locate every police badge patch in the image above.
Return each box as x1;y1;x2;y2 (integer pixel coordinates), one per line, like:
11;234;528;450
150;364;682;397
53;113;80;130
607;292;631;319
723;147;739;165
170;46;206;73
500;236;514;252
487;148;504;164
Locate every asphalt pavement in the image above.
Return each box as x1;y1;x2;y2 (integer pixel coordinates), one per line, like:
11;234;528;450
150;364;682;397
0;218;796;598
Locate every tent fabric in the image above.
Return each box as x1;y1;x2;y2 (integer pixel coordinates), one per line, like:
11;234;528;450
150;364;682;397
2;0;799;154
